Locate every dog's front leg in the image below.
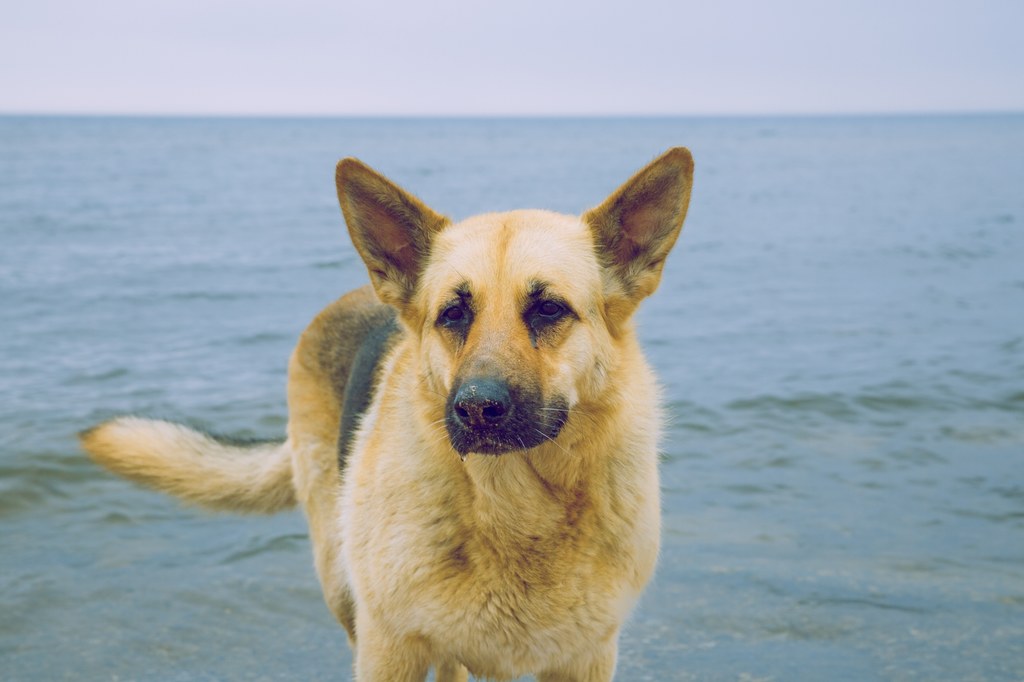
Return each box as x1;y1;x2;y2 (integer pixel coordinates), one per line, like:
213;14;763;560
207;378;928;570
354;613;431;682
537;638;618;682
434;659;469;682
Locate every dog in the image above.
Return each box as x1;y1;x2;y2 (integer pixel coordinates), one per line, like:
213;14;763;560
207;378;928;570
80;147;694;681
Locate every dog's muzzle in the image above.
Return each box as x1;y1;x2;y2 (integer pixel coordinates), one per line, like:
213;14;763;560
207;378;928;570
444;377;566;456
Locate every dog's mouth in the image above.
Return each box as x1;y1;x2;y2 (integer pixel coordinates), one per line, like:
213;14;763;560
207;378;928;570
444;378;567;456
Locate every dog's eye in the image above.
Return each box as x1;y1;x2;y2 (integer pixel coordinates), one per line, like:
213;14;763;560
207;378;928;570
439;303;471;332
524;298;575;347
537;301;564;318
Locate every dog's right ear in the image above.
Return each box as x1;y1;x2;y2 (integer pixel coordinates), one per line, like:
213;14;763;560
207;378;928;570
336;158;449;309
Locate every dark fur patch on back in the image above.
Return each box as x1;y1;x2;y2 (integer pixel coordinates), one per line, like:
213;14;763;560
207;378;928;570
337;312;400;471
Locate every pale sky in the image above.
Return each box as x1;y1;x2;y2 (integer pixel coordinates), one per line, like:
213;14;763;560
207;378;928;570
3;0;1023;116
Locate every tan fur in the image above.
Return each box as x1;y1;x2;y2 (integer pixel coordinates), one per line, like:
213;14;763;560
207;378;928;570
80;148;694;681
80;417;295;513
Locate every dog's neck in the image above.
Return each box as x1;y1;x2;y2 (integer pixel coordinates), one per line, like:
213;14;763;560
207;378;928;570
466;444;584;503
455;447;590;549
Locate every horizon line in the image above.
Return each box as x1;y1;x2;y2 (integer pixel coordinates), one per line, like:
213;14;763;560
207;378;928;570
2;108;1022;120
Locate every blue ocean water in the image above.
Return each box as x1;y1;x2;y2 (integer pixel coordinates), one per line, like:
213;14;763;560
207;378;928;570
1;115;1022;680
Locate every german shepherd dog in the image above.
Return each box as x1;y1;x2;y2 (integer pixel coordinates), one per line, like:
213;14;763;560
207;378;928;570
81;148;694;681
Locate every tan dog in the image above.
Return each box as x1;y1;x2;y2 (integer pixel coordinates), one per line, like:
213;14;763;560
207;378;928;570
81;148;694;681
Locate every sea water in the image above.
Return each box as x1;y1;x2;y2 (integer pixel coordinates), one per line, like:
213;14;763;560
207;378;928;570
1;115;1022;680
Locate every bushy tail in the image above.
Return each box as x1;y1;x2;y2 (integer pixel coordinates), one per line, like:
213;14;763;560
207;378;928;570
80;416;296;514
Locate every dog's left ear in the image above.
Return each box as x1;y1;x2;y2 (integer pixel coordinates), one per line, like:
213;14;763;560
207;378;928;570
336;158;449;309
584;147;694;317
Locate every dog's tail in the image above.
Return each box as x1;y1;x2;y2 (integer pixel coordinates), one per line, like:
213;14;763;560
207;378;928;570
79;416;296;514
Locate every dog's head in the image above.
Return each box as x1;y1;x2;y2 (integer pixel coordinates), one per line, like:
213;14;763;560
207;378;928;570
336;149;693;457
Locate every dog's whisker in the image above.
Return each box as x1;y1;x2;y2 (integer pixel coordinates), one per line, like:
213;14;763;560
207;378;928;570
535;428;569;454
538;406;599;430
421;426;452;452
442;258;469;283
414;375;448;400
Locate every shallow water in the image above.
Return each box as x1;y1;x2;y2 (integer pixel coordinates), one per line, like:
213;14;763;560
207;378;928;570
2;115;1023;680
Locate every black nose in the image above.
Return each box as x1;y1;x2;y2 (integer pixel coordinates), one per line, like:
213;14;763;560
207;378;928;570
452;379;513;429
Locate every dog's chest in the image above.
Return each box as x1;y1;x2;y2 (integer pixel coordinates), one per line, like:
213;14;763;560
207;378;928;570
342;425;659;675
401;512;640;675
